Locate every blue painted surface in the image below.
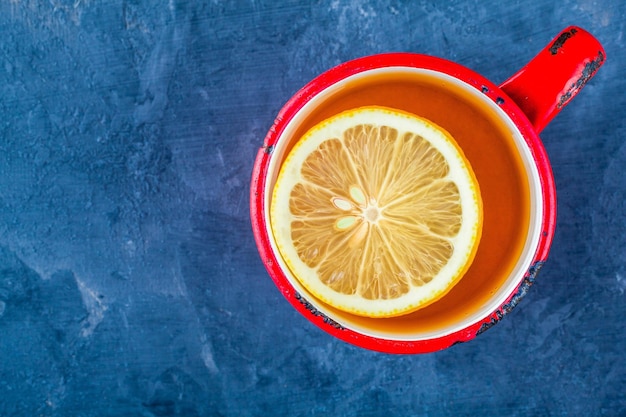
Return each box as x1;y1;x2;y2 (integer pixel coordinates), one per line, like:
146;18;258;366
0;1;624;415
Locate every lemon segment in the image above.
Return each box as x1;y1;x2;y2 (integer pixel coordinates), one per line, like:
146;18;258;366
270;106;483;318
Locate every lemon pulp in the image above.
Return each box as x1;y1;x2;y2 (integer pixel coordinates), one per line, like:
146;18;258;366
270;106;483;318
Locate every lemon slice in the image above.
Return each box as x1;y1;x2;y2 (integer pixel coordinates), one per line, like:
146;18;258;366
270;106;483;318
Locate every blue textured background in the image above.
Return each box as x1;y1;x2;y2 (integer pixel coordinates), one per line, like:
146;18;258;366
1;1;624;416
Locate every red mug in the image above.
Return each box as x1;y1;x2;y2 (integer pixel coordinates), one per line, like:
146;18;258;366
250;26;605;353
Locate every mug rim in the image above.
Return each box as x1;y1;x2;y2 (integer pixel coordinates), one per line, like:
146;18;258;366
250;53;556;353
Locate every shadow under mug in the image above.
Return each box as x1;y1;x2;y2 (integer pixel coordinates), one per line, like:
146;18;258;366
250;26;605;353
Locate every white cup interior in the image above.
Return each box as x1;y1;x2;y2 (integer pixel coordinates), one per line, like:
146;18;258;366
263;67;543;341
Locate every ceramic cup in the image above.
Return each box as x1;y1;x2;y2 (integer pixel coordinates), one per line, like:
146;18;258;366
250;26;605;353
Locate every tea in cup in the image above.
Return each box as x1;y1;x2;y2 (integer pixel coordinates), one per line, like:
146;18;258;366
250;26;605;353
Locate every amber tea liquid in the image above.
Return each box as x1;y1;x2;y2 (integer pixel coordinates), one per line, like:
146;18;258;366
266;68;540;339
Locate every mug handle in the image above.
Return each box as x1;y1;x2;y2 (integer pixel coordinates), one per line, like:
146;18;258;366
500;26;606;133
